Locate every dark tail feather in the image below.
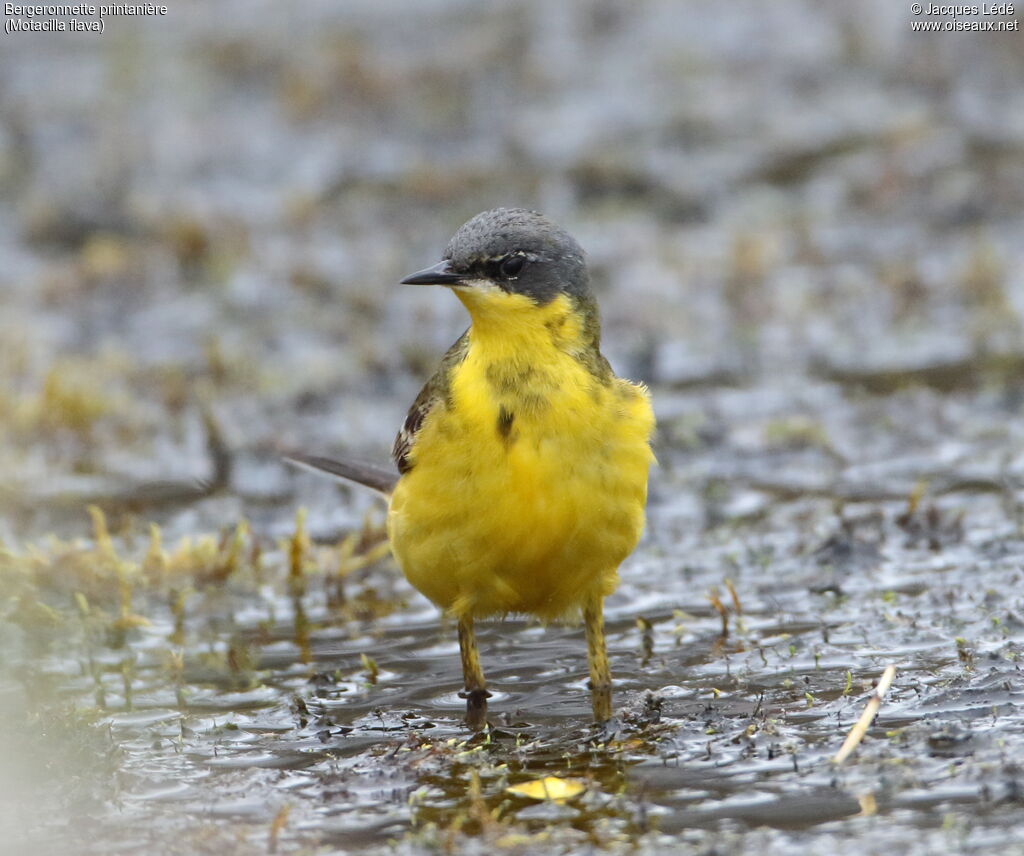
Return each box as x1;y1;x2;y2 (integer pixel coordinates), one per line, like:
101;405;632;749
284;453;399;495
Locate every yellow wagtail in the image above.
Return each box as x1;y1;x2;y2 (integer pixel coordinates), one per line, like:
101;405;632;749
289;208;654;727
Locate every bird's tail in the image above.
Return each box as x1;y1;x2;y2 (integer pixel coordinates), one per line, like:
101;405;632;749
284;453;399;495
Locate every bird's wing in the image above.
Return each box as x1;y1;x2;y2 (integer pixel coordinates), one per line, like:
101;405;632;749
392;330;470;474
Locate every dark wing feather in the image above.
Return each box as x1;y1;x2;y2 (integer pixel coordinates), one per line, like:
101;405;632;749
393;331;469;474
284;453;399;494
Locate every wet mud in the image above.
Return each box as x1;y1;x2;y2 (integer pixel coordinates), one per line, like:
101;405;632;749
2;2;1024;854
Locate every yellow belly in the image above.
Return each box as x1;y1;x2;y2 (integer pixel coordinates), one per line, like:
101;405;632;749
387;337;654;621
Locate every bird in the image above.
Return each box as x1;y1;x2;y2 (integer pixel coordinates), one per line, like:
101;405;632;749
288;208;654;727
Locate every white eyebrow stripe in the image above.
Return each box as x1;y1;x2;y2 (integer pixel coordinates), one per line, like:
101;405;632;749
483;251;542;262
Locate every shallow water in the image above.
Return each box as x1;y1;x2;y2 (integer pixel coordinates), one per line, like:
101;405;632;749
4;440;1024;854
3;1;1024;854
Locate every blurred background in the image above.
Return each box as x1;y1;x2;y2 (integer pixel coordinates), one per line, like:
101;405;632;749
3;0;1023;542
3;2;1024;854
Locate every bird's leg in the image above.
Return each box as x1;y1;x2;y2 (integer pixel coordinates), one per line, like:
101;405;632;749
457;615;490;729
584;595;612;722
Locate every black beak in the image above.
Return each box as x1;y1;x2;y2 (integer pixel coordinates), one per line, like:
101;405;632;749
400;259;468;286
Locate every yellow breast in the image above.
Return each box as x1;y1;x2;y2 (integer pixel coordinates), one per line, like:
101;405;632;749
387;291;654;621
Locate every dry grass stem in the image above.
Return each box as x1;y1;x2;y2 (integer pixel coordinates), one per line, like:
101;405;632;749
833;665;897;765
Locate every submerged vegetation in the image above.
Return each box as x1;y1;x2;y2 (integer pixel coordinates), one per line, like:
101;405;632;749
4;461;1024;855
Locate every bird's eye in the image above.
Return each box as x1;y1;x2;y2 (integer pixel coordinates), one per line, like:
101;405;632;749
500;255;525;278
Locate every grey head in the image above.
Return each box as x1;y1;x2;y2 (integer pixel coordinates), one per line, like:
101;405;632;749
400;208;590;304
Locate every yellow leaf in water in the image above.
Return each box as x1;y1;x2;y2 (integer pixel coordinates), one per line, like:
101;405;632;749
506;776;586;802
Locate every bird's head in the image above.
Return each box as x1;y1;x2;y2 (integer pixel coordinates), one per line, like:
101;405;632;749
400;208;591;310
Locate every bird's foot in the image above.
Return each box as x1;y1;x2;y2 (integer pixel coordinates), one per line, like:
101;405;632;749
459;687;492;731
587;715;624;745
